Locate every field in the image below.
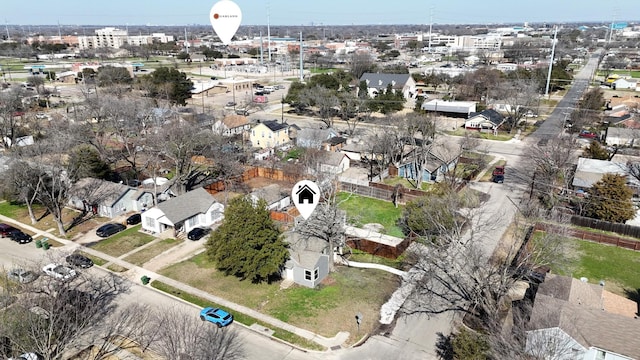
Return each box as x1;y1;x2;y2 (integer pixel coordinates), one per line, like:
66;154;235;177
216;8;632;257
159;253;399;341
336;192;404;237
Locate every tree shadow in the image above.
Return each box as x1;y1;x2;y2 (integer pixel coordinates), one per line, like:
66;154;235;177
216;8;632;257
65;211;94;232
36;208;50;222
435;332;454;360
623;288;640;317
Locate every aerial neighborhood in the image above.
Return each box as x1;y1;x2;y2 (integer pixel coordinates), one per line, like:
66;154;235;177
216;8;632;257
1;3;640;359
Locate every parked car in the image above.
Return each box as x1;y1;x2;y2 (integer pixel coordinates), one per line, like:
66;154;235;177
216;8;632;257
492;165;505;184
7;268;38;284
42;263;77;281
578;130;598;139
66;253;94;268
225;101;237;108
96;223;126;237
0;223;18;237
9;230;33;244
235;108;249;116
199;307;233;327
126;213;141;225
187;227;210;241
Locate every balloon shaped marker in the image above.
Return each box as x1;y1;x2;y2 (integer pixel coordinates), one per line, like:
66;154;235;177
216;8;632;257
210;0;242;45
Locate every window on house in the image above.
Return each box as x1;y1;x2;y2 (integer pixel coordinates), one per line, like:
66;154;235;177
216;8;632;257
252;130;255;136
145;217;156;228
314;268;319;280
262;132;264;138
304;270;312;281
187;217;197;228
595;350;606;360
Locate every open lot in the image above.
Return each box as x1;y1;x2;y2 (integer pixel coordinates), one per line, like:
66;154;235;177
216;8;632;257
124;238;183;266
337;192;404;237
159;253;400;342
88;225;155;257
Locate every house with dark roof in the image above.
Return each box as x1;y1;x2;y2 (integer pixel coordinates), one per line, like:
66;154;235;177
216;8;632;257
249;120;291;149
68;177;153;218
526;274;640;360
295;127;339;149
359;72;417;99
465;109;506;132
140;187;224;235
394;139;462;183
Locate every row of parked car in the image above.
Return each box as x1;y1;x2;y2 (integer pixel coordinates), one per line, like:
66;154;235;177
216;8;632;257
0;223;33;244
7;253;94;284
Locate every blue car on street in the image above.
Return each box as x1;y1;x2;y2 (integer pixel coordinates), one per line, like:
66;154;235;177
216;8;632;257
199;307;233;328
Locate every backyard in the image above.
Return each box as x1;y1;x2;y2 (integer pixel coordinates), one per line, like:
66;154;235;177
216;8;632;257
556;236;640;299
336;192;404;237
159;253;400;342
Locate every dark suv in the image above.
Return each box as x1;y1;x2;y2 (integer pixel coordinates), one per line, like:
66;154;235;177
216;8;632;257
0;223;18;238
9;230;33;244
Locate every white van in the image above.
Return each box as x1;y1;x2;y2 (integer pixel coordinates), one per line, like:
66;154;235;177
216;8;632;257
264;86;275;93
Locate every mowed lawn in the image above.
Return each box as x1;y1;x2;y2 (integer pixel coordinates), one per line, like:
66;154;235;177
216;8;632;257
89;225;156;257
160;253;400;340
124;238;183;266
336;192;404;237
560;238;640;298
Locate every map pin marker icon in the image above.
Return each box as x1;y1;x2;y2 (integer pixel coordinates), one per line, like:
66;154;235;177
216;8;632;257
210;0;242;45
292;180;321;220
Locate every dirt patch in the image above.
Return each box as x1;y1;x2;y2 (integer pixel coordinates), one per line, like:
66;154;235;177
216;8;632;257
242;177;295;191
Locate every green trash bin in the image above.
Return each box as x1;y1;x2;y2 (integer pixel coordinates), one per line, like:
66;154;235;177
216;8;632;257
42;242;50;250
35;239;42;248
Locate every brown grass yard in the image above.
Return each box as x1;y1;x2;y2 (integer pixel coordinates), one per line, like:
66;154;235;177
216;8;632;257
124;238;184;266
0;201;108;239
89;225;155;257
159;253;400;340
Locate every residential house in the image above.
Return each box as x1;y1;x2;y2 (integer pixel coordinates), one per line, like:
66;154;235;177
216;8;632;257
421;99;477;118
604;127;640;147
68;177;153;218
141;187;224;235
250;120;290;149
56;70;77;84
249;184;291;211
465;109;506;132
526;274;640;360
339;142;367;162
318;152;350;175
282;231;330;288
295;127;339;149
359;73;417;100
213;114;250;137
612;77;638;91
322;136;347;152
395;140;461;183
571;157;640;193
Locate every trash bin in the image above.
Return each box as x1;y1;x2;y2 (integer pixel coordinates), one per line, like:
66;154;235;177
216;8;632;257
42;242;50;250
35;239;42;248
141;275;150;285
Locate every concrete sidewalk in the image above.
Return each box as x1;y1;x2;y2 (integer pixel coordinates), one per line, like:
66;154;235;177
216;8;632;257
0;212;350;351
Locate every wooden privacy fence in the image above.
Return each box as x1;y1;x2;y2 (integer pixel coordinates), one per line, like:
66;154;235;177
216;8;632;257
535;223;640;252
204;166;303;194
570;215;640;239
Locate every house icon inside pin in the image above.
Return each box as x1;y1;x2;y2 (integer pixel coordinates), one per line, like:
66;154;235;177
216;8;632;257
295;184;316;205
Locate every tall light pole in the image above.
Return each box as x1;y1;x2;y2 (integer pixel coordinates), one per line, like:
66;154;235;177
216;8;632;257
544;26;558;97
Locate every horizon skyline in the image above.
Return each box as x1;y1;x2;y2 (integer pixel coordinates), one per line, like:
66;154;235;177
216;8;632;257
3;0;638;28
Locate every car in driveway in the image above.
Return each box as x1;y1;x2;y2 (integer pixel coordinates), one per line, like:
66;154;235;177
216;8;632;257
42;263;77;281
66;253;94;268
7;268;38;283
578;129;598;139
0;223;18;237
225;101;237;108
96;223;126;237
187;227;210;241
126;213;141;225
491;165;505;184
199;307;233;327
8;230;33;244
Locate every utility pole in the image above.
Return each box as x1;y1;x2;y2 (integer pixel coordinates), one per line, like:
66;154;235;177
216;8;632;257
267;2;271;62
529;172;537;199
260;31;264;64
544;26;558;97
299;32;304;82
428;8;433;53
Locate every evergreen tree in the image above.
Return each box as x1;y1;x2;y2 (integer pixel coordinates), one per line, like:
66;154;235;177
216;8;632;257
586;173;636;223
205;197;289;283
583;141;609;160
68;145;113;181
141;67;193;106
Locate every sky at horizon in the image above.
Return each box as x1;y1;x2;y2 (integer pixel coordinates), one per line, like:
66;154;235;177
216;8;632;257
3;0;638;27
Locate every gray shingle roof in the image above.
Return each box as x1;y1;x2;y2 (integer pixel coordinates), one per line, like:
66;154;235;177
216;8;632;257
359;73;411;90
70;178;132;207
157;187;216;224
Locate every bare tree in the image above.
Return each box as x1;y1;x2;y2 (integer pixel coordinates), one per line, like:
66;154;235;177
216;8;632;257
300;86;339;128
0;87;27;149
151;307;244;360
0;264;130;360
400;112;437;189
494;80;540;134
4;160;44;224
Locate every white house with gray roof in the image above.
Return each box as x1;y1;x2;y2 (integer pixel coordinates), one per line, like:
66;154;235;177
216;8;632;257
359;73;416;99
68;177;153;218
283;232;330;288
141;187;224;235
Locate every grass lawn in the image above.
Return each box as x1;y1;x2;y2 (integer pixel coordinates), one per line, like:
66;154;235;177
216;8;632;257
124;238;184;266
336;192;404;237
0;200;109;239
89;225;155;257
557;237;640;298
159;253;399;341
